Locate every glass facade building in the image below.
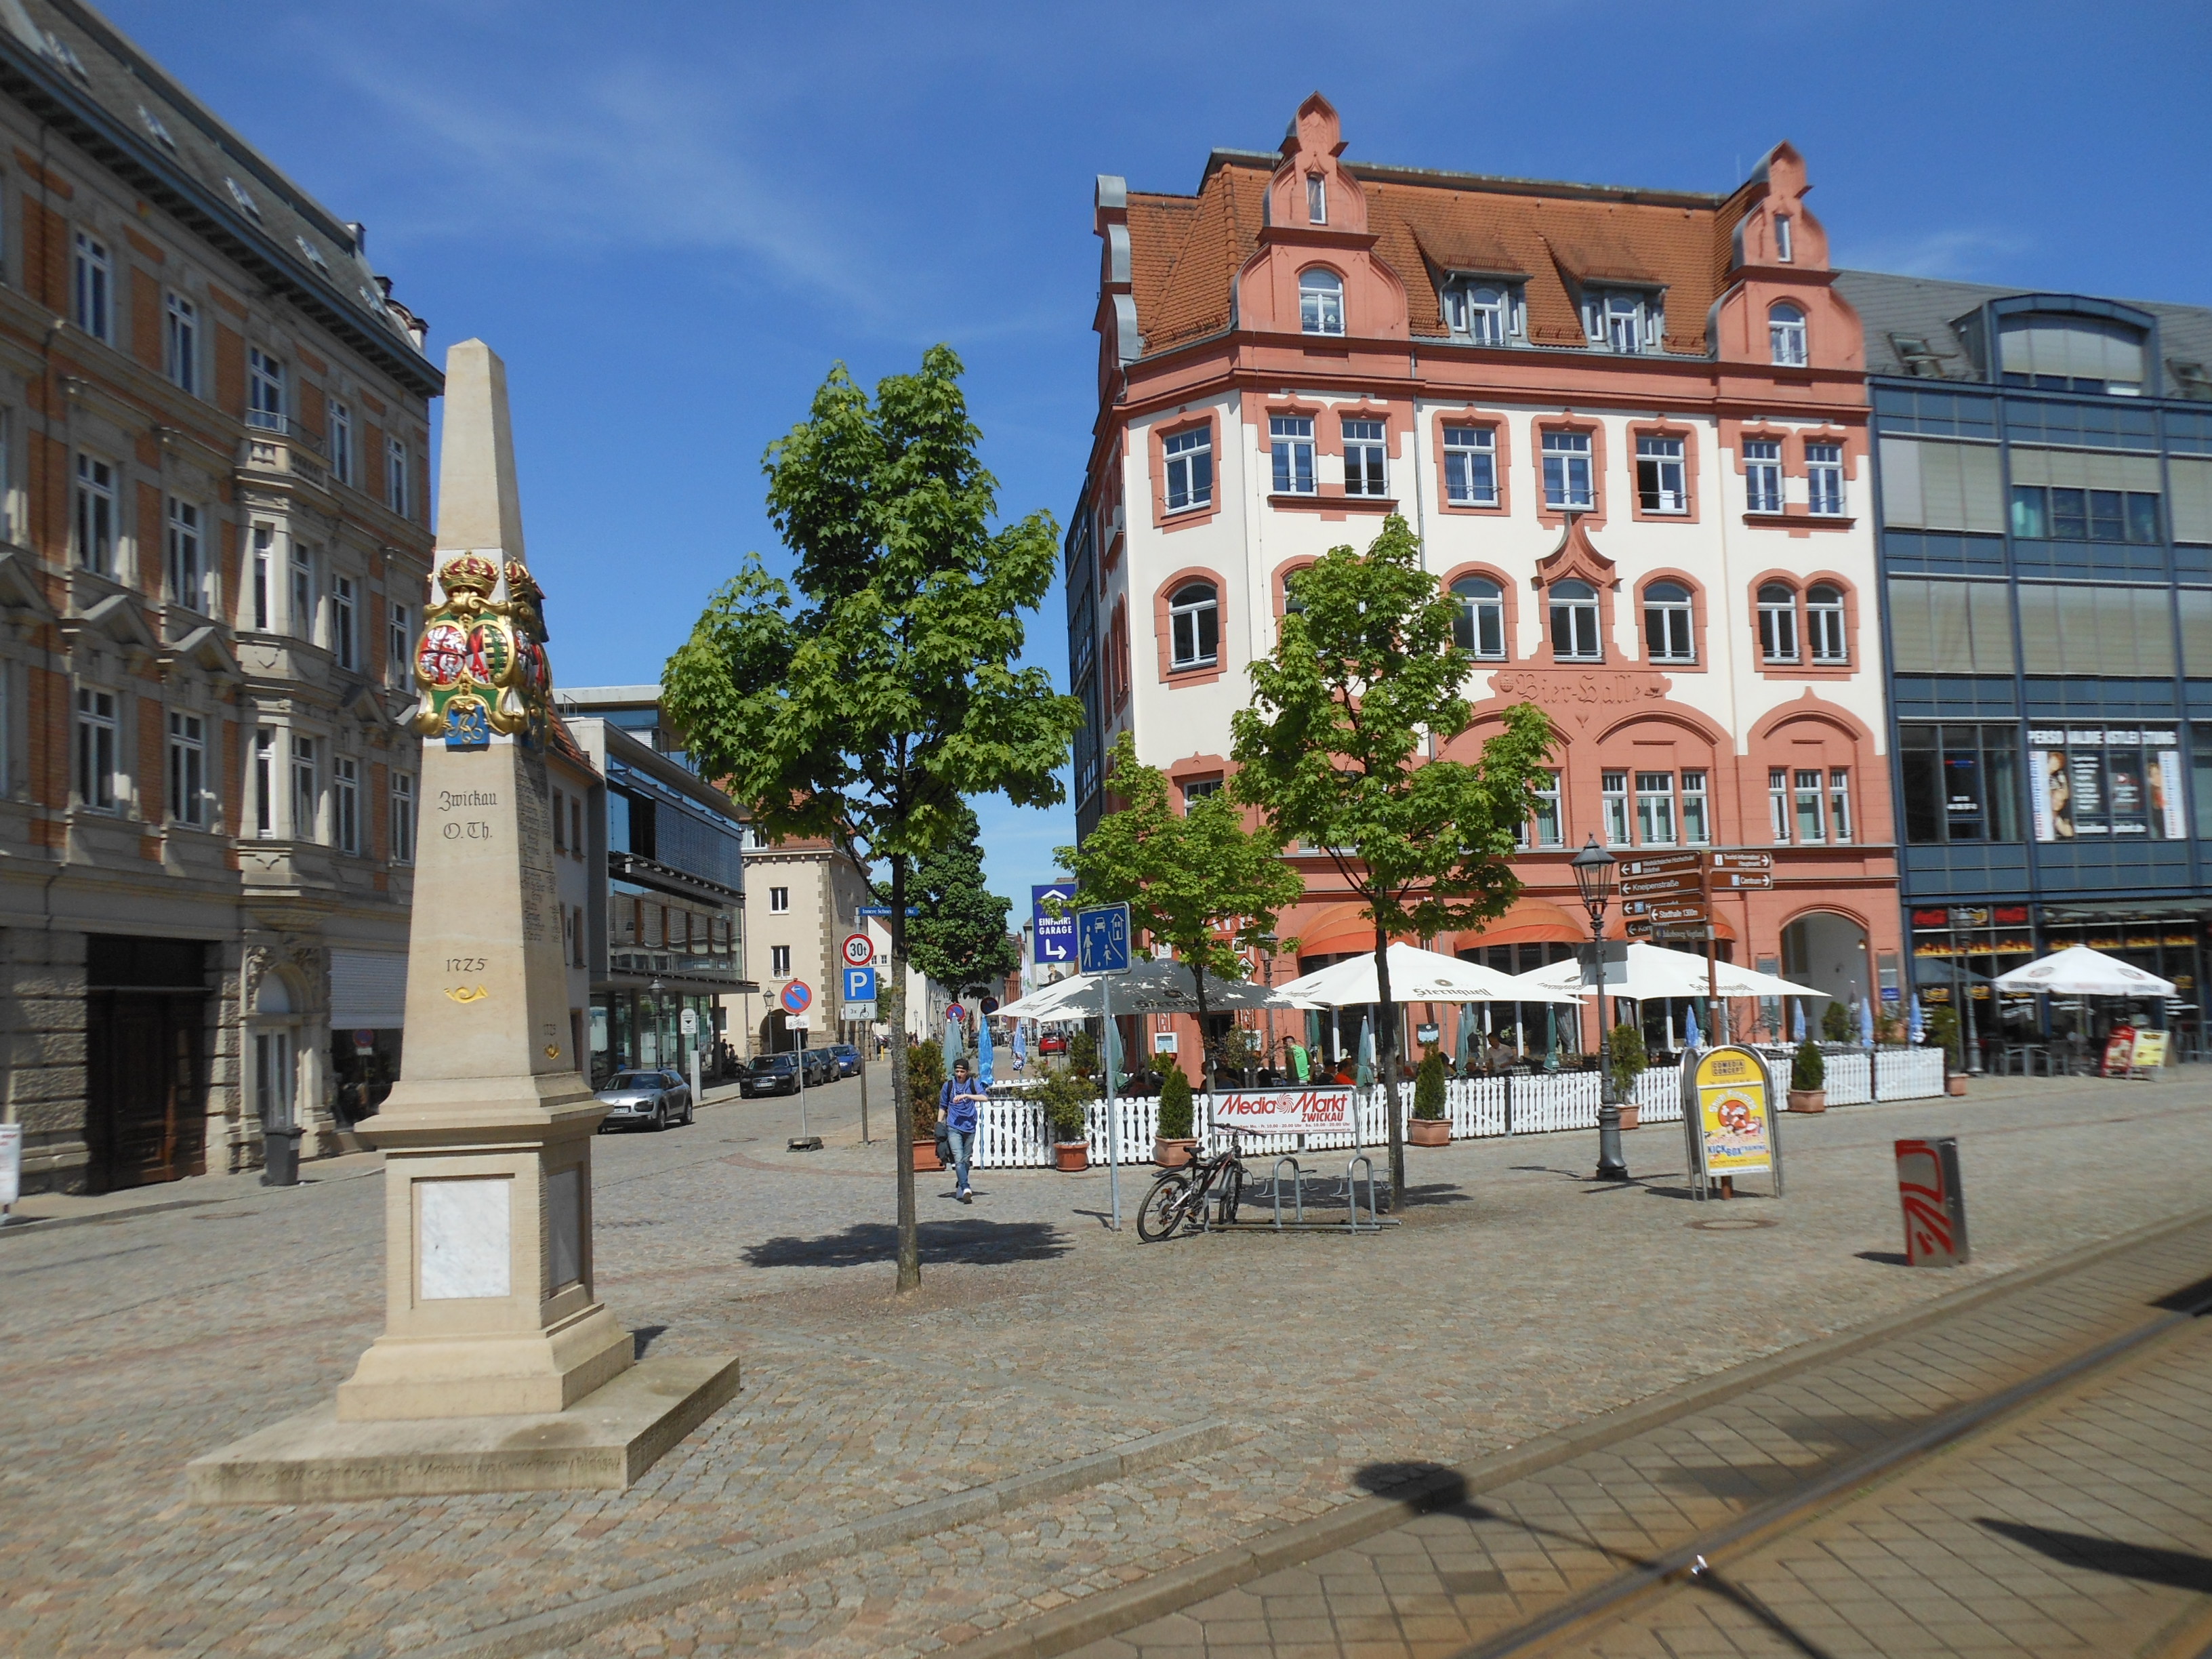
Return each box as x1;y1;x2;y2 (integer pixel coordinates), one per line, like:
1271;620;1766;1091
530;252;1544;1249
1841;272;2212;1060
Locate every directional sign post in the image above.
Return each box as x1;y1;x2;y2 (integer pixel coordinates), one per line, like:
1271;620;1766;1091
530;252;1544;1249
781;981;819;1151
1076;902;1132;1231
1032;882;1078;968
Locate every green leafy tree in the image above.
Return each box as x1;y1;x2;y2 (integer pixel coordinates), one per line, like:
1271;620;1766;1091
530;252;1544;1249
1230;514;1553;1200
1822;1001;1852;1043
663;346;1080;1293
1057;732;1305;1086
909;804;1021;996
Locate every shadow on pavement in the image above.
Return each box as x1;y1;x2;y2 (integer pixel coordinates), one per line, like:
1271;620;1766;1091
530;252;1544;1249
1978;1519;2212;1593
1854;1249;1912;1267
743;1218;1071;1268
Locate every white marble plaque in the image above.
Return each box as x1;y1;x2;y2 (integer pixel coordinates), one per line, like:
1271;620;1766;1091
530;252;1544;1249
547;1164;583;1291
417;1177;512;1300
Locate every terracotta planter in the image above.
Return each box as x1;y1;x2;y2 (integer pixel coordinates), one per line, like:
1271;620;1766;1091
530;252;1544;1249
1617;1103;1641;1130
1153;1136;1200;1168
1408;1117;1450;1147
1947;1076;1968;1097
1054;1141;1090;1173
1787;1088;1827;1113
912;1141;943;1172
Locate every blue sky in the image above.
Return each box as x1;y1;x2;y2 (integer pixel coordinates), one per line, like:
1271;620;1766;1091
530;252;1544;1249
107;0;2212;914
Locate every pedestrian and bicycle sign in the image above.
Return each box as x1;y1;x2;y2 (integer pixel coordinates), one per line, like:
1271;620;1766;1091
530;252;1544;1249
842;933;875;968
842;966;877;1004
1077;902;1132;975
780;979;813;1015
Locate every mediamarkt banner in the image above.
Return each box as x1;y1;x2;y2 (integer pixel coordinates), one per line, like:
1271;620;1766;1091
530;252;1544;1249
1210;1086;1356;1134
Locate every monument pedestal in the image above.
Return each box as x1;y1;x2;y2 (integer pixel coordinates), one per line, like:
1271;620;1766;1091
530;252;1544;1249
186;340;737;1502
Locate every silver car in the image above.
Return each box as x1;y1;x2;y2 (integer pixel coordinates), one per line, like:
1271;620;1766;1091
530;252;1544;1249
594;1069;695;1132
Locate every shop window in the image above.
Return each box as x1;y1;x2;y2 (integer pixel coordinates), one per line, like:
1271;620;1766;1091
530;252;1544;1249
2026;724;2186;842
1899;722;2023;844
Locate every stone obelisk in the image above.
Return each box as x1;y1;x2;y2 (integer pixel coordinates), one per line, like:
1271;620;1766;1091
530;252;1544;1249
188;342;737;1501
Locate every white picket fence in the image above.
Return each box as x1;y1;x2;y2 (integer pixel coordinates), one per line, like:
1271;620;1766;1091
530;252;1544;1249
972;1044;1950;1170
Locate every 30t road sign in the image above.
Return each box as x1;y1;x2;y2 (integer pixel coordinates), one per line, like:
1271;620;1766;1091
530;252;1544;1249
842;933;875;968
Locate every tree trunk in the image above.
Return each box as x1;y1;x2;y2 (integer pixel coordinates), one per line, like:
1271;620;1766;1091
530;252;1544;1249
888;855;920;1294
1191;955;1211;1095
1375;924;1403;1202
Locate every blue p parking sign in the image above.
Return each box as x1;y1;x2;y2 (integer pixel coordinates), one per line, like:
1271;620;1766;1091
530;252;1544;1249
843;965;877;1004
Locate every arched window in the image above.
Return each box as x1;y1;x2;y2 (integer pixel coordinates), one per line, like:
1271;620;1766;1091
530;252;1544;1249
1769;303;1808;368
1642;581;1695;663
1298;268;1345;337
1549;579;1601;661
1807;583;1847;663
1758;582;1799;663
1451;575;1505;659
1169;580;1219;669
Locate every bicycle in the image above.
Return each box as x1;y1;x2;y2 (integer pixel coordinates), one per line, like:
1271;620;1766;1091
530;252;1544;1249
1136;1126;1254;1241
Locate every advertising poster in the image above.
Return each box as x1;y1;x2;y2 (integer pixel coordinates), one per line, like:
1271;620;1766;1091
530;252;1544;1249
2130;1029;2169;1070
2101;1026;2137;1077
1210;1087;1355;1134
1694;1048;1774;1177
2028;746;2064;842
2157;750;2187;841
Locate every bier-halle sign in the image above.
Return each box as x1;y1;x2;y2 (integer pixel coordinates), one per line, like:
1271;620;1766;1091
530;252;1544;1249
1210;1087;1355;1134
1693;1047;1776;1177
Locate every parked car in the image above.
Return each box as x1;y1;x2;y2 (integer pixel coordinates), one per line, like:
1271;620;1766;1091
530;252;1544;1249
828;1042;862;1078
594;1069;693;1132
799;1046;837;1087
740;1052;804;1097
1038;1033;1068;1054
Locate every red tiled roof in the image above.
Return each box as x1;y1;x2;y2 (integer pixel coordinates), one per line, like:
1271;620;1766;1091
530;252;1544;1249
1128;156;1746;357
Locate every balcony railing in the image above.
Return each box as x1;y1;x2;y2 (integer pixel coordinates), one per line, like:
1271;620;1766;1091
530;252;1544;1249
244;409;327;457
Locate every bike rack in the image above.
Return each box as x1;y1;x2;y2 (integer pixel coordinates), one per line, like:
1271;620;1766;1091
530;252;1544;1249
1347;1154;1384;1232
1271;1156;1305;1231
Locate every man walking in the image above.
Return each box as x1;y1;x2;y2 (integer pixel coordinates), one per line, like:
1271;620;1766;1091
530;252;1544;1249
937;1057;985;1204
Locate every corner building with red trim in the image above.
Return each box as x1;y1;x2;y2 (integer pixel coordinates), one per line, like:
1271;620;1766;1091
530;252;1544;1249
1067;94;1903;1061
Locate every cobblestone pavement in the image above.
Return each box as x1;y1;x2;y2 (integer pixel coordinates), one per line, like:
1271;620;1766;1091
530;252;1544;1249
3;1070;2212;1658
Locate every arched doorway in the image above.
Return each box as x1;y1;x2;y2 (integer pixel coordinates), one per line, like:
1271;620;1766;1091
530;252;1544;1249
760;1008;793;1054
1781;913;1870;1037
250;970;302;1144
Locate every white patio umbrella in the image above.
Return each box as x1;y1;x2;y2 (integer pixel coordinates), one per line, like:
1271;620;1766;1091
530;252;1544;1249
996;958;1302;1021
1274;940;1582;1008
1991;946;2175;998
1503;943;1828;1003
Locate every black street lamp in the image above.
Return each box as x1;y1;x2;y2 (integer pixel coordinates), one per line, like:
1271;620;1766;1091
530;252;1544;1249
1570;834;1630;1182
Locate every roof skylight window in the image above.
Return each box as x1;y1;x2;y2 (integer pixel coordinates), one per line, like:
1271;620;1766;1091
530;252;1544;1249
225;176;262;222
136;104;177;152
41;32;87;83
295;235;329;273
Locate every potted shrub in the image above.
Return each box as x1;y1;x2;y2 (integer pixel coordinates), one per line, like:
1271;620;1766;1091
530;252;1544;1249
1926;1004;1967;1094
1042;1067;1094;1172
1822;1002;1853;1044
1606;1023;1647;1130
1153;1061;1199;1167
1789;1039;1827;1112
907;1042;945;1170
1067;1028;1099;1080
1409;1049;1450;1146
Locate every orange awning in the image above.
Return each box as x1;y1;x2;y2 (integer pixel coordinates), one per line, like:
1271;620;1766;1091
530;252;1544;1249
1452;899;1587;951
1289;903;1375;960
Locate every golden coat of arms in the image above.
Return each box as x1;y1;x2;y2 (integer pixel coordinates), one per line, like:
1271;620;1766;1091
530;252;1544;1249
411;554;553;750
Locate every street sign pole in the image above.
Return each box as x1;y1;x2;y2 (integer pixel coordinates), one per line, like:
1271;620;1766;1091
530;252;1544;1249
1076;903;1132;1232
1101;970;1117;1231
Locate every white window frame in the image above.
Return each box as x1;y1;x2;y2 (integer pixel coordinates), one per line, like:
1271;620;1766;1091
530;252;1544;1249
1298;268;1345;337
1635;434;1687;514
253;726;275;837
249;524;274;630
1169;580;1220;670
1828;768;1853;843
1807;584;1847;663
1744;438;1784;514
75;686;117;813
1529;771;1563;848
334;754;359;855
73;453;115;575
388;601;411;687
1770;304;1809;368
1162;426;1212;513
332;573;357;670
1681;770;1711;846
1548;579;1602;661
290;544;314;642
1774;213;1794;263
1342;417;1388;497
390;771;415;863
329;401;353;485
1806;441;1846;516
73;231;110;342
1305;173;1326;225
1586;290;1658;354
1635;771;1677;846
290;733;317;842
247;347;285;429
1269;416;1315;495
1642;581;1696;663
770;944;792;978
1442;426;1496;506
164;291;197;392
1540;431;1593;510
1451;575;1506;660
1758;583;1799;663
1601;769;1631;846
769;885;791;914
386;437;409;516
1768;768;1790;844
1794;768;1827;844
165;496;203;611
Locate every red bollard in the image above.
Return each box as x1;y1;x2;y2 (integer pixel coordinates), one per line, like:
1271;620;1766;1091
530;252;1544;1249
1894;1136;1969;1267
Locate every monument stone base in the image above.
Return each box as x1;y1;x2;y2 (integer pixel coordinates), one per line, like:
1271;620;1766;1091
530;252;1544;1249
186;1353;741;1502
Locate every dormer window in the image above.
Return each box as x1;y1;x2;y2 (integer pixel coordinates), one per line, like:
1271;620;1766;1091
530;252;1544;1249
1998;311;2146;396
1584;290;1661;354
1442;282;1523;346
1306;173;1326;225
1769;303;1808;367
1299;268;1345;336
1774;214;1793;263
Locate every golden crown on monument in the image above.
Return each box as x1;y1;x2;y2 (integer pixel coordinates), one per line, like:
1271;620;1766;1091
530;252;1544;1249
436;552;501;603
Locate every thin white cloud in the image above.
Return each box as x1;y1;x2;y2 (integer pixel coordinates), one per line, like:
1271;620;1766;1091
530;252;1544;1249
1846;227;2032;281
